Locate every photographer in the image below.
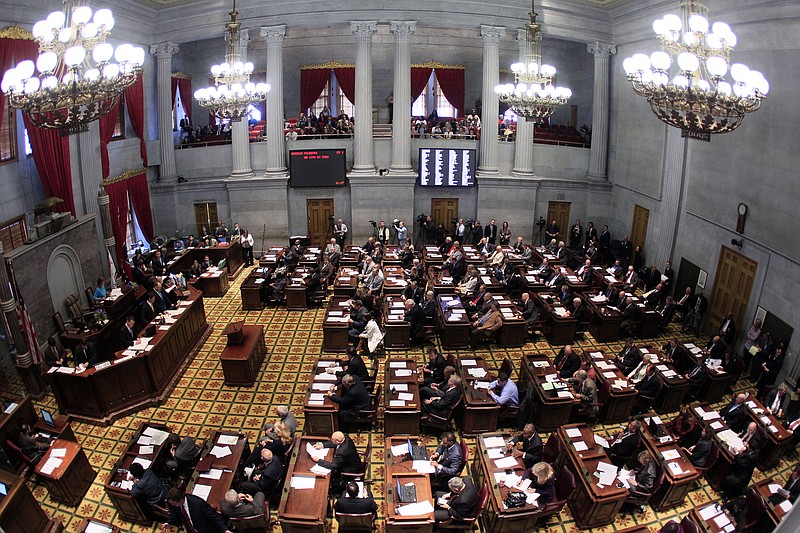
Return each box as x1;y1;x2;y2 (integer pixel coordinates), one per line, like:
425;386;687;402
424;215;436;244
376;220;389;246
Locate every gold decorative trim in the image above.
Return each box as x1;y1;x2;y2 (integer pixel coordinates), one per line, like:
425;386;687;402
102;168;147;187
300;61;355;70
0;26;34;40
171;71;192;80
411;61;464;70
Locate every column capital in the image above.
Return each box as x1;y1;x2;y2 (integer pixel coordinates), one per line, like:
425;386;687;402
515;28;528;44
389;21;417;41
351;20;378;39
479;25;506;44
150;41;179;58
588;41;617;56
260;24;286;43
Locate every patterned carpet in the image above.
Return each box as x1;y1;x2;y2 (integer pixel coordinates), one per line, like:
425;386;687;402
4;267;795;532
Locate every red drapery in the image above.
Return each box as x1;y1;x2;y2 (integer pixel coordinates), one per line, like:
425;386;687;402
0;38;38;133
105;179;129;274
124;74;148;166
333;67;356;106
171;76;193;123
411;67;432;105
300;68;330;113
23;116;75;216
99;100;120;179
127;172;154;242
435;68;465;117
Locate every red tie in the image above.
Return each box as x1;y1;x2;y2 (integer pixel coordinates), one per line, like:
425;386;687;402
181;504;198;533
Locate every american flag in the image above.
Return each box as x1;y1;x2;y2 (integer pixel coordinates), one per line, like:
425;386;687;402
17;298;43;365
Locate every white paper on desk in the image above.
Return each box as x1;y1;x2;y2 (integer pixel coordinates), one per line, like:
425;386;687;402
483;436;506;448
413;460;436;474
39;463;56;475
714;514;731;528
311;383;333;391
310;464;331;475
699;504;721;520
656;364;670;371
144;427;170;446
573;441;589;451
468;367;488;378
526;491;540;505
591;352;604;359
199;468;223;480
395;369;413;377
557;391;573;399
545;374;559;383
617;469;631;489
710;421;724;430
770;425;779;433
487;448;505;459
217;435;238;446
307;400;325;406
314;372;337;381
566;428;582;438
702;411;720;420
594;435;610;448
668;462;685;476
50;448;67;458
648;415;663;425
602;371;617;378
389;361;407;368
760;416;771;425
613;379;628;388
397;500;435;516
397;393;414;401
662;370;678;377
209;445;232;459
309;393;326;401
391;443;409;456
533;361;549;368
779;500;794;513
290;475;317;489
461;359;477;366
131;457;151;469
746;400;757;409
473;381;491;389
768;483;782;494
84;522;114;533
494;456;519;469
120;480;134;490
392;383;409;392
139;445;154;455
389;400;406;407
192;484;212;501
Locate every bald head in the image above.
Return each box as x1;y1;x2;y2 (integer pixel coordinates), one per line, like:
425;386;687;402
331;431;345;445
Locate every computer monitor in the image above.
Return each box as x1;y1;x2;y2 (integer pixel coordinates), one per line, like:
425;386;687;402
41;408;55;428
0;481;7;502
407;437;413;456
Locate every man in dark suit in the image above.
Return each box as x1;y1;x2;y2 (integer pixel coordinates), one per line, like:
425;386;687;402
74;338;99;368
621;265;638;291
718;313;737;346
404;298;426;342
120;315;137;349
507;423;543;469
239;449;284;498
642;265;661;291
431;432;464;479
634;365;660;412
484;219;498;244
720;393;748;432
423;375;462;418
334;481;378;515
584;222;598;247
658;296;677;329
682;290;708;333
164;486;232;533
723;444;759;497
312;431;363;476
422;348;447;386
151;250;165;277
139;292;158;326
347;300;368;344
764;383;789;418
598;225;611;260
422;290;437;319
609;420;642;467
778;468;800;503
705;335;727;361
615;338;642;375
129;463;167;520
434;476;479;523
519;293;538;325
334;348;369;383
685;361;708;397
554;345;581;378
327;374;370;431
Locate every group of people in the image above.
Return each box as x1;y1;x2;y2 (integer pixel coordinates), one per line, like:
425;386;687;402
285;108;355;138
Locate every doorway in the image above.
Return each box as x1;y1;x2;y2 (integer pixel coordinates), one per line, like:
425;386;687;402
307;199;334;247
629;205;650;265
431;199;459;237
706;246;757;335
194;202;218;236
546;201;571;244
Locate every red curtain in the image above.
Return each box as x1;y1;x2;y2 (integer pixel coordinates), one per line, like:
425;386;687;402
0;38;38;133
105;180;129;271
127;172;154;242
435;68;465;117
411;67;432;105
99;100;120;179
300;68;330;114
333;67;356;106
124;74;148;166
177;78;192;123
23;115;75;216
171;77;178;109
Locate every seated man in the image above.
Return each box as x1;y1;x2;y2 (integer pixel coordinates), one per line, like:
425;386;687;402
739;421;761;449
129;462;168;520
422;375;463;418
219;489;266;519
434;476;479;524
334;481;378;516
574;370;598;418
327;374;370;432
422;348;447;386
312;431;363;480
634;365;660;412
609;420;642;468
469;302;503;349
685;360;709;398
615;338;642;375
163;486;232;533
239;449;284;499
506;423;543;469
519;292;538;326
18;423;49;462
722;443;759;497
430;432;464;480
554;345;581;378
487;372;519;410
720;393;748;433
162;434;198;477
420;366;456;402
120;315;137;349
73;338;99;369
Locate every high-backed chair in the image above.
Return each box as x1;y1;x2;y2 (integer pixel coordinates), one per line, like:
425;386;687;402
541;432;563;466
228;501;272;532
438;481;488;531
4;439;36;476
680;515;701;533
354;385;380;431
342;440;372;483
420;395;463;432
625;462;665;510
64;294;91;327
334;511;375;532
694;441;719;479
534;465;576;526
742;488;768;531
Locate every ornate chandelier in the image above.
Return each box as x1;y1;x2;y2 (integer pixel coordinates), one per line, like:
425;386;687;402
194;0;269;121
494;0;571;123
0;1;144;134
622;0;768;142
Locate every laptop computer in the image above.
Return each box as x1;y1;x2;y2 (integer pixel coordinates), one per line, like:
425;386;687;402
407;438;428;461
41;408;55;428
0;481;6;503
396;478;417;503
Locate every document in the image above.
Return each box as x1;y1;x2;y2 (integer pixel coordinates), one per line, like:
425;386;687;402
661;449;681;460
391;443;409;456
290;475;316;489
306;442;331;460
413;460;436;474
595;461;618;486
199;468;223;480
397;500;435;516
209;445;232;459
395;369;414;377
483;436;506;448
565;428;583;438
50;448;67;458
139;445;154;455
487;448;505;459
310;464;331;475
389;400;407;407
137;436;152;446
389;361;407;368
397;393;414;401
307;400;325;406
668;462;684;476
192;484;212;501
710;421;724;430
309;393;326;401
493;456;519;469
217;435;238;446
713;514;731;528
84;522;114;533
460;359;477;366
768;483;782;494
594;435;609;448
573;441;588;452
778;500;794;513
699;504;721;520
311;383;333;391
131;457;152;469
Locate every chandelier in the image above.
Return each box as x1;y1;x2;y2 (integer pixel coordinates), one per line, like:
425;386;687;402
0;1;145;134
194;0;270;121
622;0;768;142
494;0;571;123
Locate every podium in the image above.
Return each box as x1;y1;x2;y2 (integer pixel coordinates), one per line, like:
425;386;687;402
220;324;266;386
0;470;63;533
34;439;95;507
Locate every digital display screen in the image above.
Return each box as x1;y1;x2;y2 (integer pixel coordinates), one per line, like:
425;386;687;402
289;149;347;188
418;148;476;187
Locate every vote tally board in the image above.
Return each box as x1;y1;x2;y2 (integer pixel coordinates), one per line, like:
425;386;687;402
418;148;476;187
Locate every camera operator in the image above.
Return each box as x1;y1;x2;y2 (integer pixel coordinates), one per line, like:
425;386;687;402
334;218;348;248
395;220;408;247
376;220;390;246
419;214;435;244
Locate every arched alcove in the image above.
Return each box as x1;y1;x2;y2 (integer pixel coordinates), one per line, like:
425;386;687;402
47;245;86;319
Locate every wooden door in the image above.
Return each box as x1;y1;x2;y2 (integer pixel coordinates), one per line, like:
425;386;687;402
194;202;218;236
546;202;571;244
629;205;650;264
431;199;459;233
307;199;334;247
706;246;757;335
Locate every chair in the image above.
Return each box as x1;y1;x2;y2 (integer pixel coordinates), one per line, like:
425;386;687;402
625;463;664;510
53;311;75;335
438;481;488;530
420;395;463;432
497;358;513;378
541;432;563;466
64;294;91;327
228;501;272;532
4;440;36;476
334;512;375;532
680;515;701;533
342;440;372;483
354;385;380;431
308;280;328;307
459;440;469;475
694;441;719;478
742;488;767;531
85;287;96;307
534;465;576;526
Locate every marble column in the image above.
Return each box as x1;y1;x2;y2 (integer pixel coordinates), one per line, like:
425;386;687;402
512;28;534;177
149;42;179;179
260;25;288;176
230;29;253;178
350;21;378;174
587;42;616;181
97;187;116;274
76;122;102;214
654;127;689;267
477;25;505;176
389;21;416;174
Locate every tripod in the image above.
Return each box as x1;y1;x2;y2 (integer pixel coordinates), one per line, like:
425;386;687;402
414;221;426;249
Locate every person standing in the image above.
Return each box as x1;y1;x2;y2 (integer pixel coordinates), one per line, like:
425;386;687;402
241;229;254;267
334;219;348;248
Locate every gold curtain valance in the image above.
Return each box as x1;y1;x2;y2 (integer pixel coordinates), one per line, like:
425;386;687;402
102;168;147;187
300;61;355;70
171;71;192;80
410;62;464;70
0;26;34;40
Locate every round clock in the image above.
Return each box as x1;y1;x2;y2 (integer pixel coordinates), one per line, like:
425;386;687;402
738;203;748;216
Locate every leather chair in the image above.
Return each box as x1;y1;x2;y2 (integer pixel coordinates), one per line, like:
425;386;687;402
541;432;563;466
308;280;328;307
680;515;701;533
361;359;379;393
497;358;513;378
354;385;381;431
533;465;576;526
625;462;665;510
438;481;488;530
64;294;91;327
334;511;374;532
342;440;372;484
420;395;463;432
4;439;36;476
228;501;272;532
459;440;470;475
742;488;767;532
85;287;96;307
695;441;719;478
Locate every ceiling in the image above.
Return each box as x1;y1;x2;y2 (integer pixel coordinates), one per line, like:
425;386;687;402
141;0;631;8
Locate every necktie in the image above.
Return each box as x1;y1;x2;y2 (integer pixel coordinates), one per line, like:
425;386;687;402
181;504;198;533
679;294;688;305
772;394;781;412
479;312;492;326
790;419;800;431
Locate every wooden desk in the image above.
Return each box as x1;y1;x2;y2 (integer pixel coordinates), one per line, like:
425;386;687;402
519;267;548;294
472;431;543;532
333;267;359;297
240;269;266;310
498;245;524;266
75;518;120;532
384;436;435;533
339;246;361;267
34;439;95;506
384;359;421;436
436;295;470;348
383;267;408;296
533;292;577;345
286;274;309;310
639;414;699;511
476;267;503;293
561;266;589;294
422;246;445;267
492;294;526;348
0;394;37;471
688;502;736;533
46;286;210;424
33;416;77;443
168;240;244;279
582;292;622;342
689;404;735;491
531;248;559;267
753;479;793;526
586;350;638;424
258;246;286;268
557;424;629;528
384;296;411;350
430;274;456;296
323;296;352;353
518;354;579;432
681;343;734;403
628;296;660;339
457;356;500;436
104;423;175;525
303;358;341;435
220;325;266;386
188;430;249;510
743;396;792;470
195;267;229;297
60;286;142;357
278;437;331;533
0;470;63;533
640;346;690;413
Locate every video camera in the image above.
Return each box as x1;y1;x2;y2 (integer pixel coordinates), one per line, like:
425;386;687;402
368;220;377;227
416;214;427;224
536;216;546;230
